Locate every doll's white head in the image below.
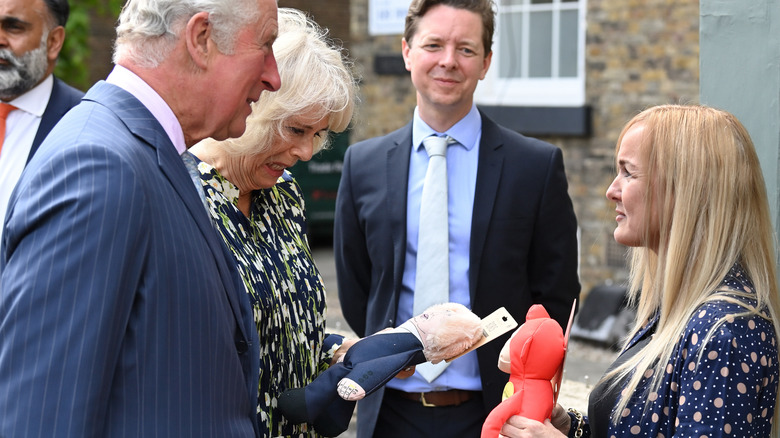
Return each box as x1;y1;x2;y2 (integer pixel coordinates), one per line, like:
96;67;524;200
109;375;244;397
412;303;483;363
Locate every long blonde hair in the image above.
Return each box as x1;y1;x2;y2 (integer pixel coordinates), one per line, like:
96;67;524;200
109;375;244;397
605;104;780;430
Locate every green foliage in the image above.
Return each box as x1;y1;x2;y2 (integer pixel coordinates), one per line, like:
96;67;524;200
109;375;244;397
54;0;124;90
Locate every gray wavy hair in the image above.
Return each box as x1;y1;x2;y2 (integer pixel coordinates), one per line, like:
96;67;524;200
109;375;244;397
214;8;359;157
113;0;259;67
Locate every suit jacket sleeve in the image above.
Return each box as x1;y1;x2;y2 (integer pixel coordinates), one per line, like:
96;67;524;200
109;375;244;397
527;147;580;327
334;145;372;337
0;143;149;436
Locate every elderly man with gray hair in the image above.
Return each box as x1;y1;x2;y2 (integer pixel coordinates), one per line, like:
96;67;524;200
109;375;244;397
0;0;280;436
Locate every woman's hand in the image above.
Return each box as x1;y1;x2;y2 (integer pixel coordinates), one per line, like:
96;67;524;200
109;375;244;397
549;404;571;433
498;410;569;437
330;338;359;365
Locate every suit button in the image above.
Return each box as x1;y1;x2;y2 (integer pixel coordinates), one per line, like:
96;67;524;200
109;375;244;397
235;339;248;354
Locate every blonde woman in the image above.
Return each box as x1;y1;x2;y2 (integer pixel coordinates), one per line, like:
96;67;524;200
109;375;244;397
502;105;780;437
187;8;358;437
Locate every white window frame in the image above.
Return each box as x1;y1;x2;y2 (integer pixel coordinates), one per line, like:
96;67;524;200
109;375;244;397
475;0;587;107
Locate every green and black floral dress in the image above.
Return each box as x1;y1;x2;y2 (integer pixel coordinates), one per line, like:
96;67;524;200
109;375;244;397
195;158;342;438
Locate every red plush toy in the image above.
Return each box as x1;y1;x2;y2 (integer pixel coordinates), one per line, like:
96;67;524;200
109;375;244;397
480;305;566;438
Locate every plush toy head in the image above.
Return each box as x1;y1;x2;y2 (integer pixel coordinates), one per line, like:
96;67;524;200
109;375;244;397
498;305;565;379
502;305;565;381
411;302;483;363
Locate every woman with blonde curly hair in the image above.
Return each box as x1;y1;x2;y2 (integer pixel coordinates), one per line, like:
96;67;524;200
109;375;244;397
188;8;359;437
501;104;780;437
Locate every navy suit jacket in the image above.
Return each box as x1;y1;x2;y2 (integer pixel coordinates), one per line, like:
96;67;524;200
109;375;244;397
334;111;581;437
27;76;84;164
0;81;260;437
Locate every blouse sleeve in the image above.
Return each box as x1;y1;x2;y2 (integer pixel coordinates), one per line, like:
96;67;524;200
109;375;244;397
673;311;778;436
566;411;591;438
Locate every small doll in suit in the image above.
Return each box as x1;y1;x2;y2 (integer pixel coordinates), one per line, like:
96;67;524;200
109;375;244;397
481;304;566;438
278;302;484;436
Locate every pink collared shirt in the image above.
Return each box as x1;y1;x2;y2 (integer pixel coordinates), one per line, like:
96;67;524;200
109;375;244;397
106;65;187;155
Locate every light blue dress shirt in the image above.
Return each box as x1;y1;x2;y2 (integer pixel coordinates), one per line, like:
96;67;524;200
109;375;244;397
388;104;483;392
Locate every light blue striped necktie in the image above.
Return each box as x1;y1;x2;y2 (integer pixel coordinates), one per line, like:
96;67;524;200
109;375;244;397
414;134;455;383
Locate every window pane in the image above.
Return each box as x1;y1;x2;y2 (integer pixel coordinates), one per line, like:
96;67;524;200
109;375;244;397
531;0;552;3
561;0;578;2
528;11;552;78
559;9;578;77
500;0;524;5
499;12;523;78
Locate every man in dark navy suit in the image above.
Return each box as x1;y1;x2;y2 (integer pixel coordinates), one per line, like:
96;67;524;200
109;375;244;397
0;0;83;244
334;0;581;436
0;0;281;436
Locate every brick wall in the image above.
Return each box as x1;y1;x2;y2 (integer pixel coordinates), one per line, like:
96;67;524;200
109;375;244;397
279;0;351;45
561;0;699;294
87;10;117;85
347;0;700;296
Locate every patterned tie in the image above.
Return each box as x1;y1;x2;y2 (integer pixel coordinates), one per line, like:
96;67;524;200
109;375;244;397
0;102;17;156
181;151;208;208
414;135;454;383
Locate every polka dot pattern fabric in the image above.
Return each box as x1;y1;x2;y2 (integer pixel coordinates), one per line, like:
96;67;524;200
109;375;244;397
586;264;778;437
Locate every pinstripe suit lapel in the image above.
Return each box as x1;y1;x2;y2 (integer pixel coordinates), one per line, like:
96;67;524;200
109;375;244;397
154;140;253;346
85;83;213;246
84;82;251;343
386;125;413;298
470;113;504;302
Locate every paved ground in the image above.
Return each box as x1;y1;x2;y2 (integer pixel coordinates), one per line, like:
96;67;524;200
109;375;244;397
311;244;618;437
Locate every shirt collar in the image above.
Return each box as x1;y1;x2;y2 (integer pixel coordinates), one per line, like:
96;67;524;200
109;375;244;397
4;74;53;117
106;65;187;155
412;104;481;151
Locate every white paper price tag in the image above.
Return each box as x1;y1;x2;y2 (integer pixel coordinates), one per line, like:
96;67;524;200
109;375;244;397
447;307;518;361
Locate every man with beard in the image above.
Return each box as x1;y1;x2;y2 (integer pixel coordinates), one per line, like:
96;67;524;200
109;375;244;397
0;0;82;243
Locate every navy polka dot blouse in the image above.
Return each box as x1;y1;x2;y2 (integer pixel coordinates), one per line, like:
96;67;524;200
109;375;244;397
581;264;778;437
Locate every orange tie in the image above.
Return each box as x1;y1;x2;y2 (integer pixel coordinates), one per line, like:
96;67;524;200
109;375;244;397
0;102;17;156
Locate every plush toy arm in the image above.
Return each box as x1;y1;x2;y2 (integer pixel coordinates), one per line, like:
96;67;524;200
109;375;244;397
337;342;427;400
481;391;521;438
278;331;425;437
278;303;484;437
277;357;354;433
481;388;555;438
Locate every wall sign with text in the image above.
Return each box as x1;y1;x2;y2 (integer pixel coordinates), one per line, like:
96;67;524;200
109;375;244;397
369;0;411;35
